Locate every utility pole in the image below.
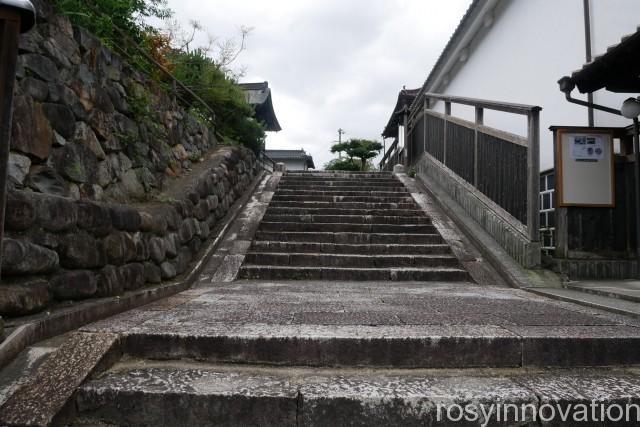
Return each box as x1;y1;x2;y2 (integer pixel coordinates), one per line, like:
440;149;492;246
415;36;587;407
337;128;345;158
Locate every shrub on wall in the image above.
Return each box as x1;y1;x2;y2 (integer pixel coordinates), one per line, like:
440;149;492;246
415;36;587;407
52;0;265;154
170;49;265;153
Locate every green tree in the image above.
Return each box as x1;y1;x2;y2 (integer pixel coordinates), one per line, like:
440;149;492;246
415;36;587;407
326;138;383;171
330;142;351;161
324;158;361;171
345;139;383;171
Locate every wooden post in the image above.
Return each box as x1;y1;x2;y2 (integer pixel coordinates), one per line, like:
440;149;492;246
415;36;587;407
633;118;640;261
552;130;567;258
443;101;451;166
0;6;25;280
474;107;484;187
402;108;409;167
527;110;541;245
423;97;427;155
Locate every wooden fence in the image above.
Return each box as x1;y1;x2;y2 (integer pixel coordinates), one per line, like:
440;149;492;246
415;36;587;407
381;93;541;246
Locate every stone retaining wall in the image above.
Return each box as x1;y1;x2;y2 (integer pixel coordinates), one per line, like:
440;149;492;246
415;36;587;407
9;0;217;203
1;146;258;317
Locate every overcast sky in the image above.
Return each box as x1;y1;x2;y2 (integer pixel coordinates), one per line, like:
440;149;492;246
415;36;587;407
165;0;472;168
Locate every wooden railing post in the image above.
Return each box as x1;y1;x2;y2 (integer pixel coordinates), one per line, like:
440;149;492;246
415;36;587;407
527;109;541;243
402;108;409;167
443;101;451;165
423;97;427;155
474;107;483;186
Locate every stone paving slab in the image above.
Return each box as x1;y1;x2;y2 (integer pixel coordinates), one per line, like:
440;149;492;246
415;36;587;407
0;332;119;427
77;280;640;368
76;365;299;427
76;360;640;427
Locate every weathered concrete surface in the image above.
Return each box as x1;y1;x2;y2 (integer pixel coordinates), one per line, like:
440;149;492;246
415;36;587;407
0;332;119;427
75;359;640;427
78;280;640;368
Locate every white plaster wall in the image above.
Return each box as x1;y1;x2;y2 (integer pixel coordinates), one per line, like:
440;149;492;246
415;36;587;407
282;159;308;171
432;0;640;170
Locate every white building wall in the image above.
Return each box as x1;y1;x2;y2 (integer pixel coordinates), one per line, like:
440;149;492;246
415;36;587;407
282;159;307;171
432;0;640;170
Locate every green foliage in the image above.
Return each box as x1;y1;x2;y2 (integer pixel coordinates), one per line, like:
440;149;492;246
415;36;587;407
170;49;265;153
330;142;351;159
408;167;416;178
324;159;362;171
53;0;265;154
329;139;383;171
52;0;172;48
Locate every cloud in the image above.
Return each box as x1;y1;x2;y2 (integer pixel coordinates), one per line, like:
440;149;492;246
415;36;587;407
164;0;472;168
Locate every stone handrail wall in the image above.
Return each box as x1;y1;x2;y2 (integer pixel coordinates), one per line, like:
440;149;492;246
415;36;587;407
9;0;217;203
2;146;258;317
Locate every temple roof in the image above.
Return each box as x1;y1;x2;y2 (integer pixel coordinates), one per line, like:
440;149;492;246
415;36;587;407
238;82;282;132
265;149;315;169
382;88;420;138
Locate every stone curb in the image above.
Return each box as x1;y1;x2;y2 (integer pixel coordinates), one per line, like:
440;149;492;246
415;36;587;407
0;170;266;371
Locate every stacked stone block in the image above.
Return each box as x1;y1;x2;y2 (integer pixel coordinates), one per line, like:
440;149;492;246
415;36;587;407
8;0;217;203
1;146;258;317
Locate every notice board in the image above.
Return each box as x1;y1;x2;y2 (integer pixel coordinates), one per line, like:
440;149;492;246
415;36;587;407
556;128;615;207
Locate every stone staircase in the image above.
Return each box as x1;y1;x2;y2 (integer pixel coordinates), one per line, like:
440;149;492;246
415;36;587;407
238;171;471;282
10;171;640;427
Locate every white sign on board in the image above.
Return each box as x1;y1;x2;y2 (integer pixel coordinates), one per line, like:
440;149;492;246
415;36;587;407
570;135;605;161
557;130;614;207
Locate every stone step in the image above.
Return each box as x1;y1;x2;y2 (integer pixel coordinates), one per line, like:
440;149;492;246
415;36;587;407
271;195;416;203
280;176;400;185
265;207;427;217
250;241;452;255
277;182;402;189
283;172;392;178
254;231;444;244
274;189;409;197
278;182;404;190
244;253;461;268
75;363;640;427
269;201;419;210
258;222;437;234
261;214;431;225
238;265;470;281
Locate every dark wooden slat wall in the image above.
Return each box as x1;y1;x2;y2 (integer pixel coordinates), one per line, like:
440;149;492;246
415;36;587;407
410;110;528;225
425;114;444;162
445;122;475;184
565;161;637;257
476;132;528;224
